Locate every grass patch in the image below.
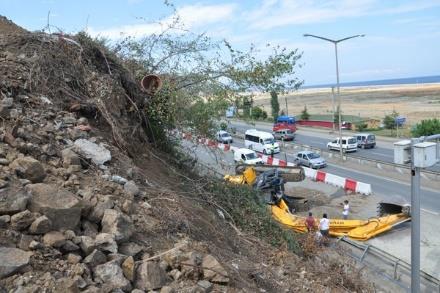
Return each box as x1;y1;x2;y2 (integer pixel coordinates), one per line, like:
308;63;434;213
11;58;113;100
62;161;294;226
309;114;366;123
363;127;412;138
204;180;300;253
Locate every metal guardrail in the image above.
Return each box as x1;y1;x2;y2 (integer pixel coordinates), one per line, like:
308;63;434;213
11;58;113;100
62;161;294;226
338;236;440;292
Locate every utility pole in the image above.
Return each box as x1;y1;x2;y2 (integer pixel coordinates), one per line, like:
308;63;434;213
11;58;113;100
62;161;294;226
304;33;365;160
410;138;420;293
285;97;289;116
331;86;335;133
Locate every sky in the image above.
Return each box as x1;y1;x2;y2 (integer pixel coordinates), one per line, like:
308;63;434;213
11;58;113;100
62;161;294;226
1;0;440;86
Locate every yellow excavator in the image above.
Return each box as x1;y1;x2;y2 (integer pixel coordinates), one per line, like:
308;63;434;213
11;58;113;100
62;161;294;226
225;165;411;241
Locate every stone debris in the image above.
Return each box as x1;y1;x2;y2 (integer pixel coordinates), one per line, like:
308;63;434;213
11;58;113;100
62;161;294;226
0;189;29;215
11;210;36;230
43;231;67;248
101;209;134;243
201;255;229;284
10;157;46;183
135;261;169;291
29;215;52;234
93;261;132;291
0;247;31;278
74;139;111;166
27;183;82;230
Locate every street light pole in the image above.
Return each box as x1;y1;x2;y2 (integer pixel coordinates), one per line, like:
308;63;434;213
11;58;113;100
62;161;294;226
303;33;365;159
334;42;343;158
331;87;335;132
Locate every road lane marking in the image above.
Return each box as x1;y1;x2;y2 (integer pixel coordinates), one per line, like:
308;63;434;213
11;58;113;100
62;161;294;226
310;140;325;145
369;152;390;157
421;208;439;216
325;162;440;193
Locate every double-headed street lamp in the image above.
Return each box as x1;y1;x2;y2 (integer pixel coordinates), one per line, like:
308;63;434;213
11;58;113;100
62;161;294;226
303;34;365;158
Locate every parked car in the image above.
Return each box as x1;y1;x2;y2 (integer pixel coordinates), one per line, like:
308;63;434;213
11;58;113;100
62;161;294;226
273;129;295;141
327;136;357;153
294;151;327;169
355;133;376;149
216;130;233;144
233;148;263;165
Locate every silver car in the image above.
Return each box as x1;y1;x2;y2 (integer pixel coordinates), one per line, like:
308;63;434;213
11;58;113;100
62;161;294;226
294;151;327;169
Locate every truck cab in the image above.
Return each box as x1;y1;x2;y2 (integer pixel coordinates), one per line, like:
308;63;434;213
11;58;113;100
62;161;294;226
273;115;297;133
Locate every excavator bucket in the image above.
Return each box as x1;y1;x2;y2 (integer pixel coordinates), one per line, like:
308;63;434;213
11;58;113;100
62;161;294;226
378;201;411;217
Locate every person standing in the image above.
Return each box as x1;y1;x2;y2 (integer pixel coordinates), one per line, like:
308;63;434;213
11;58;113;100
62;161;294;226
342;200;349;220
319;213;330;238
305;212;316;232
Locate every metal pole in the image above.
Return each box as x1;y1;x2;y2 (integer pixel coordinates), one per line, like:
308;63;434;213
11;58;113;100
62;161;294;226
335;43;343;159
285;97;289;116
410;138;420;293
331;86;335;133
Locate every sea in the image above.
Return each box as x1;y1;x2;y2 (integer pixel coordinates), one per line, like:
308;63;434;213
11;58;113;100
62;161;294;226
301;75;440;89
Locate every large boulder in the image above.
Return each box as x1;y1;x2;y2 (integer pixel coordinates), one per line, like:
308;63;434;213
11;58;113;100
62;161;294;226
101;209;134;243
0;189;29;215
93;261;131;291
0;247;31;278
26;184;82;230
135;261;169;291
10;157;46;183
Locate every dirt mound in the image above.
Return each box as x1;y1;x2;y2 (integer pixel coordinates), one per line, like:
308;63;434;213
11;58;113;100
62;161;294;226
0;16;27;35
0;20;375;292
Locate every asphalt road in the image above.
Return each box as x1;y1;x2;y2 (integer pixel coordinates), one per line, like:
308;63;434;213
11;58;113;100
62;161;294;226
229;136;440;214
228;120;440;172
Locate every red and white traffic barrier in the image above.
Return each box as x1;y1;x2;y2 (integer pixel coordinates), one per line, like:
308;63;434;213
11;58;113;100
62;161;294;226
257;154;372;195
179;130;372;195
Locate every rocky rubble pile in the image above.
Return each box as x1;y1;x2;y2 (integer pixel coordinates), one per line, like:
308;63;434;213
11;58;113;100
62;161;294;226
0;91;235;292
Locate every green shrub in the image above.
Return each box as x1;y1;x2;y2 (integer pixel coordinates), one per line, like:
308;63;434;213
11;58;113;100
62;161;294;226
251;106;268;120
355;121;368;132
300;105;310;120
412;118;440;137
383;110;399;129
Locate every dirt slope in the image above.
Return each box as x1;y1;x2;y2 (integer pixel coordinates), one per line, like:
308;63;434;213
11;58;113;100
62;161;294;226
0;17;374;292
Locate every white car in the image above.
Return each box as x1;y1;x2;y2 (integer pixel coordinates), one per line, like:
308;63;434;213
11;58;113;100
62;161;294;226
216;130;233;144
327;136;357;153
233;148;263;165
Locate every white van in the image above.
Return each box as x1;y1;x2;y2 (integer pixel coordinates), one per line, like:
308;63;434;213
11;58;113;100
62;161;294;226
327;136;358;153
245;129;280;154
233;148;263;165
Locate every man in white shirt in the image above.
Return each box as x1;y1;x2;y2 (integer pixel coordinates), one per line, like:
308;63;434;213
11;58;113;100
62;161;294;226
319;213;330;237
342;200;349;220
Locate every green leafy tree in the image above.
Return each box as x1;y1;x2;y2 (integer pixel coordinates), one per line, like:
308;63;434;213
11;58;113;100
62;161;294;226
110;3;303;138
355;121;368;132
412;118;440;137
270;91;280;121
383;110;399;129
251;106;268;120
300;105;310;120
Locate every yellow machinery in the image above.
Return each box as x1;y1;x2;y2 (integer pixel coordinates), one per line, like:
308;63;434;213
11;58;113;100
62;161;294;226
225;166;411;241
